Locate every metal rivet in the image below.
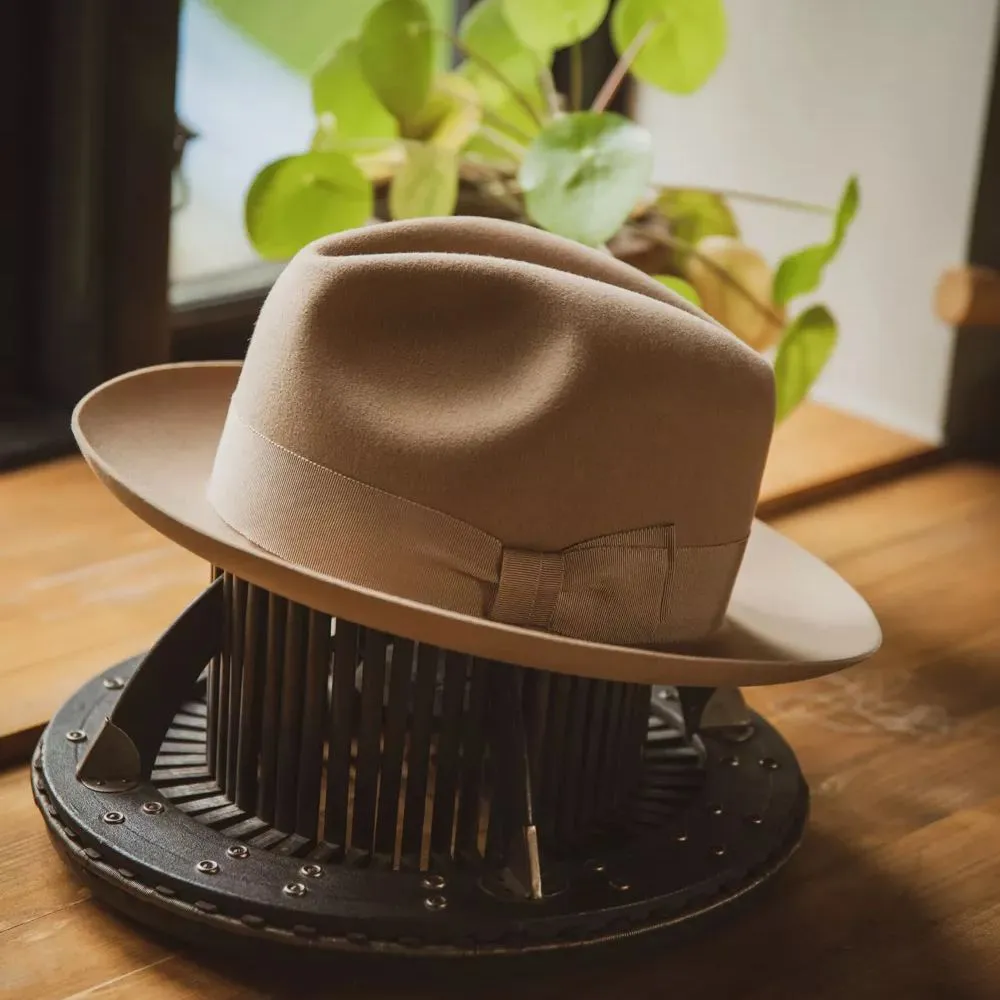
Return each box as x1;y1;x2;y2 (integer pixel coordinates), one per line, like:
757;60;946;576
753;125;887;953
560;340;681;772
709;803;724;816
196;860;220;874
584;858;606;873
609;878;631;891
227;845;250;859
300;864;323;878
724;724;756;743
675;831;689;843
33;756;43;771
102;677;125;690
141;801;164;815
722;755;740;767
102;811;125;825
747;813;763;826
711;845;727;857
66;730;87;743
283;882;307;898
421;874;446;890
759;757;780;771
424;894;447;911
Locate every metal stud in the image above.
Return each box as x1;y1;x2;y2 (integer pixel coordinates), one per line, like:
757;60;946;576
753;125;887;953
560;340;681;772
227;845;250;859
584;859;606;873
711;845;727;857
759;757;780;770
721;755;740;767
283;882;307;898
420;874;446;890
675;831;689;843
424;894;448;911
141;801;164;815
102;811;125;825
196;860;220;874
300;864;323;878
609;878;631;891
66;730;87;743
747;813;764;826
709;803;724;816
102;677;125;690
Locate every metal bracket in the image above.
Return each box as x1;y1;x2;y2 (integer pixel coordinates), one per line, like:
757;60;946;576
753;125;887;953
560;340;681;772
76;577;223;788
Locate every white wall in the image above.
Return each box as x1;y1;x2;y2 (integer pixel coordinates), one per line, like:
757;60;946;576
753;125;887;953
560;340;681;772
636;0;999;441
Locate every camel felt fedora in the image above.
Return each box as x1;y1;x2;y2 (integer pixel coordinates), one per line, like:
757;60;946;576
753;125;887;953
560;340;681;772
72;216;879;687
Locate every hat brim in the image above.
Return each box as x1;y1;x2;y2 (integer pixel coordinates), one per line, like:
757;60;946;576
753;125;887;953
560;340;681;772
73;363;880;687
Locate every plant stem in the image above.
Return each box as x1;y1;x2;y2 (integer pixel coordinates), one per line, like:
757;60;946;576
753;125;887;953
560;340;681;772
570;43;584;111
442;30;545;128
658;184;833;215
476;125;529;162
480;107;534;146
538;63;562;117
592;19;658;113
645;223;785;328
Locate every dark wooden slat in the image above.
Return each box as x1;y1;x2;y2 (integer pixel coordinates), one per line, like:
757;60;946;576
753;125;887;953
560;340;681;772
176;794;231;815
374;638;414;863
154;753;207;767
214;572;233;791
159;780;219;802
199;803;247;827
598;681;625;820
455;657;489;859
524;668;551;808
352;629;388;857
295;610;331;839
539;672;572;845
164;728;207;743
400;643;438;869
557;677;592;845
224;577;248;799
257;593;287;825
172;713;207;730
222;816;269;840
159;741;203;755
578;679;608;834
274;601;308;833
323;618;358;854
206;566;222;774
235;584;267;812
180;700;209;718
430;651;467;859
273;834;311;857
249;828;290;850
151;765;212;783
620;685;652;803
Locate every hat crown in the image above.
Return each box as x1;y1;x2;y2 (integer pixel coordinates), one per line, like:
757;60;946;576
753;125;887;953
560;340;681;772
210;217;775;644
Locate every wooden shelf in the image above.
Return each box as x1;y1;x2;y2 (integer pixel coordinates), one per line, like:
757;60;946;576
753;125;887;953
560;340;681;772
4;459;1000;995
0;402;936;758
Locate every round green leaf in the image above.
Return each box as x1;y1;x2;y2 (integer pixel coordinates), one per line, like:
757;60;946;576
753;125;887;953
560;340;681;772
773;176;860;305
459;0;549;109
773;305;838;422
653;274;701;306
611;0;727;95
502;0;609;50
656;188;739;245
359;0;434;125
245;152;373;260
311;39;398;140
389;143;459;219
519;111;653;246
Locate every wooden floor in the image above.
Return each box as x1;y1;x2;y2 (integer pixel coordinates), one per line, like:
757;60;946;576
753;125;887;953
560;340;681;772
4;460;999;998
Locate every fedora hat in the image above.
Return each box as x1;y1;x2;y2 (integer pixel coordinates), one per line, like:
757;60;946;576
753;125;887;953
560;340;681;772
73;216;878;687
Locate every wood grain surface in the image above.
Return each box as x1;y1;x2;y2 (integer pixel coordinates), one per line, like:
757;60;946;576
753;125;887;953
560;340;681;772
2;460;999;997
0;402;932;757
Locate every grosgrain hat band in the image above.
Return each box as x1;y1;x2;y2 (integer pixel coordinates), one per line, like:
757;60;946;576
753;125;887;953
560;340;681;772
207;407;747;646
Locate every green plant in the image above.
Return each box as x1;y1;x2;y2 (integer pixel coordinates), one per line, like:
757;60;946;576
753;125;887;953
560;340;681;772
245;0;859;420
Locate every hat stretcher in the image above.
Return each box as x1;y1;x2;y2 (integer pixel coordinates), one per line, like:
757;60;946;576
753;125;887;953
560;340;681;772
34;572;807;955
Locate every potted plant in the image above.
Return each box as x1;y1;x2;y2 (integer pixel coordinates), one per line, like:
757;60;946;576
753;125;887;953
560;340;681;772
244;0;859;421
